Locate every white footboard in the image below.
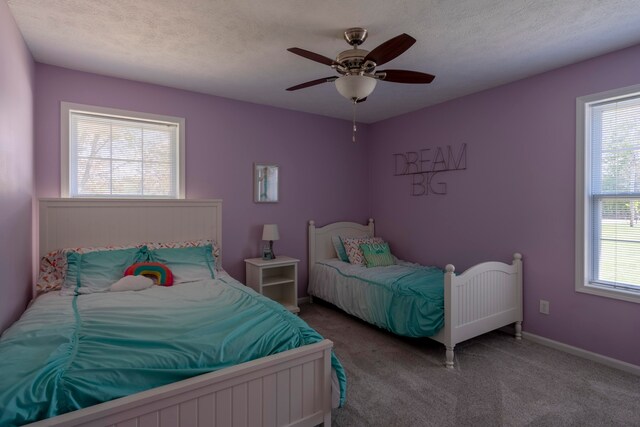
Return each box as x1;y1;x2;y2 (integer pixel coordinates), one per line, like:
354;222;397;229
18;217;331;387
28;340;334;427
432;253;523;368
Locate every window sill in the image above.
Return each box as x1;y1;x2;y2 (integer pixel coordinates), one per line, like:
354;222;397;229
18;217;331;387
576;282;640;304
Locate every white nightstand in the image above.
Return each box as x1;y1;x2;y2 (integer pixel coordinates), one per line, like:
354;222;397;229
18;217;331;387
244;256;300;314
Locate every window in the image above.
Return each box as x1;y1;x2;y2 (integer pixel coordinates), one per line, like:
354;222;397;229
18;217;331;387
61;102;185;198
576;84;640;303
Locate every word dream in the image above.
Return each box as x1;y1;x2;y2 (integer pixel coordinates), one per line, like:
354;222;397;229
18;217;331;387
393;144;467;196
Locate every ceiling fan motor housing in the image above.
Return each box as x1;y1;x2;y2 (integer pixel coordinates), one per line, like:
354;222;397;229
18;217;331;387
336;49;375;74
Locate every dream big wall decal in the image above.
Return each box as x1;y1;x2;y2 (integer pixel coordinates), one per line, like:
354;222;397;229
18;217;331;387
393;143;467;196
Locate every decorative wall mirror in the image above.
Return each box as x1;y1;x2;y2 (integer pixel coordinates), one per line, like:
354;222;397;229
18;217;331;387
254;164;279;203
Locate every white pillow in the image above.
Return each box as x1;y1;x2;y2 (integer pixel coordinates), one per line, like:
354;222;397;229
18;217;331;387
110;275;154;292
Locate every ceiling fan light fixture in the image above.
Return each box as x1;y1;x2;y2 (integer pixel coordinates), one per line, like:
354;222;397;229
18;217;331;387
335;75;377;102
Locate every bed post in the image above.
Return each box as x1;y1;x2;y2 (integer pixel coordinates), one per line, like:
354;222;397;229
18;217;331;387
513;253;523;340
367;218;375;236
322;346;333;426
444;264;456;368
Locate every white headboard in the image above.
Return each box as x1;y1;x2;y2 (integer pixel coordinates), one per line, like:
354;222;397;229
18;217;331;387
39;199;222;263
308;219;374;271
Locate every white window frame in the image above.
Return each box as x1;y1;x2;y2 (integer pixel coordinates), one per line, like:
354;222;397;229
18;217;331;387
576;84;640;304
61;102;185;199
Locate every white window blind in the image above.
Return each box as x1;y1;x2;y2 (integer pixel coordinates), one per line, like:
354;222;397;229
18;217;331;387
68;111;180;198
588;94;640;292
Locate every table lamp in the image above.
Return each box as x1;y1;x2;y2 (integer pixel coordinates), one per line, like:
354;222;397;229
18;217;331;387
262;224;280;260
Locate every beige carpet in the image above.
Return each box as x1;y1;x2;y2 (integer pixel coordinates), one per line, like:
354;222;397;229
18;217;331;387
299;301;640;427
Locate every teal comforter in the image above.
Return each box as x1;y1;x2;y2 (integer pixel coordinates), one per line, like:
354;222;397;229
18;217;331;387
311;260;445;337
0;277;346;426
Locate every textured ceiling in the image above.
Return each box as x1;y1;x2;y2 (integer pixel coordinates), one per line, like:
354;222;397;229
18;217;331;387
8;0;640;123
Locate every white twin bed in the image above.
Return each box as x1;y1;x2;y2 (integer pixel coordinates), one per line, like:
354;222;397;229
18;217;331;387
308;219;523;368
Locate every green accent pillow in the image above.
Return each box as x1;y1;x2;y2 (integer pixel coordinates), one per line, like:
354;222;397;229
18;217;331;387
65;247;148;294
332;236;350;262
360;242;395;268
149;245;215;283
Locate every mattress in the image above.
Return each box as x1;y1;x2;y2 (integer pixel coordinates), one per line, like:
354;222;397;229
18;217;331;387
309;259;445;337
0;272;346;426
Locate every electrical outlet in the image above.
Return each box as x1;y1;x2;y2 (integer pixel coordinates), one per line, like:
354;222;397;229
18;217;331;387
539;299;550;315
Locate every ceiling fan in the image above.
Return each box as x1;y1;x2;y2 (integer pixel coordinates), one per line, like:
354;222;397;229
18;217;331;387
286;27;435;103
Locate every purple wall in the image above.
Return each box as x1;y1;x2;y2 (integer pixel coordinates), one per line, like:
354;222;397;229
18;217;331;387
34;64;370;291
369;44;640;366
0;3;34;332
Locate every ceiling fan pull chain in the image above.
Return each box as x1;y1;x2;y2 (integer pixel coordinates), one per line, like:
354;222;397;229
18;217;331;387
352;100;357;143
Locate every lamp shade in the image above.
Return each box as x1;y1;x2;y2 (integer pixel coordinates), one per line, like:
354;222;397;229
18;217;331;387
262;224;280;241
335;75;377;101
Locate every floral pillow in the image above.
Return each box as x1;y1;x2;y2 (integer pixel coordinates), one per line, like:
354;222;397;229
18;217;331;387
36;249;68;295
341;236;385;266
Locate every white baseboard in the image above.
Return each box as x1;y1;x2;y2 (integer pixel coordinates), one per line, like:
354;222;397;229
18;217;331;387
298;296;311;305
522;332;640;376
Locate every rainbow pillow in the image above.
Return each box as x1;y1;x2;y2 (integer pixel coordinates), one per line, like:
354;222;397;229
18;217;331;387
124;262;174;286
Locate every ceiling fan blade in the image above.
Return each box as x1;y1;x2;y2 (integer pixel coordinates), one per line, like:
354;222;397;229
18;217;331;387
364;34;416;66
376;69;435;84
287;48;340;67
356;97;367;103
286;76;337;91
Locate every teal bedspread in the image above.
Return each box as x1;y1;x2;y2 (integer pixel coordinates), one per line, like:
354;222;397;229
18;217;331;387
0;276;346;426
311;260;445;337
